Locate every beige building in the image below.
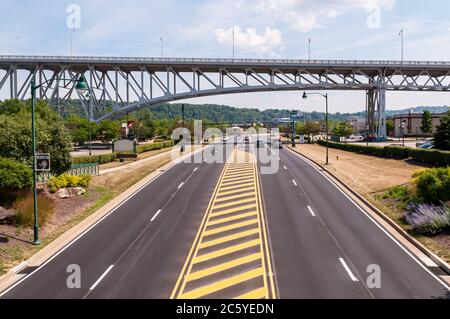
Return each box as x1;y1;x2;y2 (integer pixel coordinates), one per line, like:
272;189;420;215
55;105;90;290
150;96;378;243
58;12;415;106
392;113;445;138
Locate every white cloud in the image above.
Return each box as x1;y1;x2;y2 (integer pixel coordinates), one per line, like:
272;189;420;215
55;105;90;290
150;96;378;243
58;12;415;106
215;26;282;54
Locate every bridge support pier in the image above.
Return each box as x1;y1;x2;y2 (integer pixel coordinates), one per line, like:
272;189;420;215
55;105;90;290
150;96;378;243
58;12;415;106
377;87;387;139
366;90;375;135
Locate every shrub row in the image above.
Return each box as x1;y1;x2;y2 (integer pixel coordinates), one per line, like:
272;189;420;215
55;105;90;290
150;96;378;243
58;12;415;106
317;140;450;166
136;140;174;154
71;153;116;165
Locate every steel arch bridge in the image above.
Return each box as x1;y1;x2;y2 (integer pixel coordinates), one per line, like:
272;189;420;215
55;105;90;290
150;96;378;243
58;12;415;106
2;55;450;137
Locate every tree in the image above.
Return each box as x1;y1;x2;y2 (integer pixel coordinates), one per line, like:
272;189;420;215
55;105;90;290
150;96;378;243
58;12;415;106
434;112;450;150
96;120;120;142
420;110;433;136
386;119;394;135
65;115;98;145
0;99;73;175
296;121;321;143
332;121;353;137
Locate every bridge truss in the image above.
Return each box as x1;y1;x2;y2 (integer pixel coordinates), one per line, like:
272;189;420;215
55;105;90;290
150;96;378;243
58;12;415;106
1;56;450;137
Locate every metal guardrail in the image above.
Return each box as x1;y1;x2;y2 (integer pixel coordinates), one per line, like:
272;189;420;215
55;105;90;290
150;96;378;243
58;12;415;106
36;163;99;183
1;55;450;67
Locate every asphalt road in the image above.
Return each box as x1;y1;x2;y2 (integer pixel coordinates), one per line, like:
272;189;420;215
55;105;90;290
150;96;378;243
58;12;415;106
1;139;449;299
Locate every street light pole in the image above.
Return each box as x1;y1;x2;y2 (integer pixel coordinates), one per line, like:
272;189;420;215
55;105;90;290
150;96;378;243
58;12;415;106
181;104;185;152
31;77;39;245
29;74;88;245
303;91;329;165
325;93;329;165
291;111;296;147
88;90;92;156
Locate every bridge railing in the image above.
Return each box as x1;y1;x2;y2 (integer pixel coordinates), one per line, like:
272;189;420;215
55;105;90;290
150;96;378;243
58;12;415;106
1;55;450;67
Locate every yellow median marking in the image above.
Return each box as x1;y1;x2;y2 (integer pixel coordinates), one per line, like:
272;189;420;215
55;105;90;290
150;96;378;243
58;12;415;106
178;267;264;299
234;287;267;299
210;204;257;218
219;182;255;192
186;253;262;282
214;191;256;203
198;228;260;249
172;149;276;299
203;219;259;237
207;211;258;226
212;198;256;210
217;187;255;197
193;239;260;264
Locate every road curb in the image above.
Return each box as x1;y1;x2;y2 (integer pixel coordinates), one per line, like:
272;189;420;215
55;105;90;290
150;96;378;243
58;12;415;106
0;145;206;295
287;145;450;276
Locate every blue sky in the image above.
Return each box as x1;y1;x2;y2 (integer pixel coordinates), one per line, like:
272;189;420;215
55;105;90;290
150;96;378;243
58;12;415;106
1;0;450;113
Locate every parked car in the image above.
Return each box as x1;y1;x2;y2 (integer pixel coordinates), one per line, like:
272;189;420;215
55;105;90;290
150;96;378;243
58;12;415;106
418;142;434;149
347;135;364;141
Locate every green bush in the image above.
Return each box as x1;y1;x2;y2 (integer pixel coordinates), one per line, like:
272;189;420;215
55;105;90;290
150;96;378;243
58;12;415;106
413;167;450;204
0;157;32;190
14;192;55;227
408;148;450;166
71;153;116;165
47;173;92;193
136;140;174;154
317;140;450;166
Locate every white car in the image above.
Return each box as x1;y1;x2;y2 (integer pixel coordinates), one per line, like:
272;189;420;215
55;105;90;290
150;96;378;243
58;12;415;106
347;135;364;141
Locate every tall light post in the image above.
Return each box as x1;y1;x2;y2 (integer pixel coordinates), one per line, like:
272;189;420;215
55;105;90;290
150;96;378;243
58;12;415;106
303;91;329;165
30;74;88;245
160;37;164;58
399;29;404;62
366;124;370;147
290;110;296;147
181;104;185;152
308;37;311;60
400;121;406;147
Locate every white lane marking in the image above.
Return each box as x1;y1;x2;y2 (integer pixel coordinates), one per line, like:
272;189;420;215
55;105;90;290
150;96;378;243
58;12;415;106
89;265;114;291
292;179;298;186
283;165;287;170
0;146;208;298
307;205;316;217
285;147;450;291
151;209;162;222
193;167;198;172
339;258;359;282
178;182;185;189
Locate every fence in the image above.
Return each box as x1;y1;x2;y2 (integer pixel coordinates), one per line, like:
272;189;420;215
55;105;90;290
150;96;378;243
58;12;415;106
37;163;99;183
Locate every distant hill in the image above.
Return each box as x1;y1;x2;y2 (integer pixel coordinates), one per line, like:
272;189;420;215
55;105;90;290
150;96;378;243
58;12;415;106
54;100;449;123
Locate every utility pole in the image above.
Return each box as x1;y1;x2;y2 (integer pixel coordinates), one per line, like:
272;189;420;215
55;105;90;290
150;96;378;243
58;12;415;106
308;38;311;60
70;27;75;56
399;29;404;62
181;104;185;152
232;27;235;60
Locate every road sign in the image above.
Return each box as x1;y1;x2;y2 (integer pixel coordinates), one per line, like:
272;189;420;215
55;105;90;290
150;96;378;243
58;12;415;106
36;154;51;172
